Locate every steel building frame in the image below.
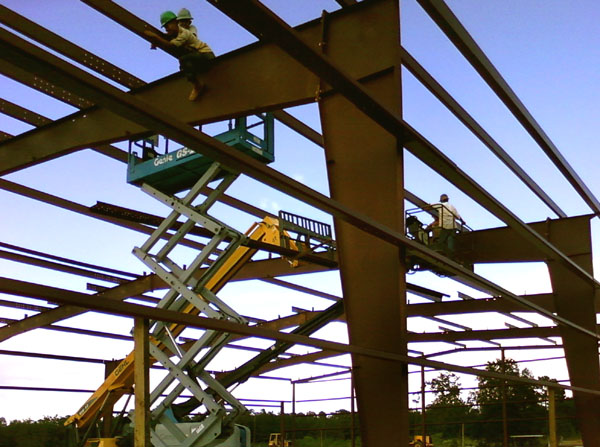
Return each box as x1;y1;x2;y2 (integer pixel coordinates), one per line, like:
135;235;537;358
0;1;598;446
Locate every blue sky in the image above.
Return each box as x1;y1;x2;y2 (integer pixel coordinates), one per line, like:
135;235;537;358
0;0;599;423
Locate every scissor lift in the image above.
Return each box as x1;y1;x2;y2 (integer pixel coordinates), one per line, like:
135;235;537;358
67;115;281;447
128;116;276;447
127;114;274;194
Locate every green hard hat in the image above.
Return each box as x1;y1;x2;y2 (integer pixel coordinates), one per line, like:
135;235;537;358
177;8;193;20
160;10;177;27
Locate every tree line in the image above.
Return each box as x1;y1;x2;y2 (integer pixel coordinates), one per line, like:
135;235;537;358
420;358;579;446
0;358;580;447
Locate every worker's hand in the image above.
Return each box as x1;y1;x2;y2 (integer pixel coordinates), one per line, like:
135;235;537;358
144;30;159;39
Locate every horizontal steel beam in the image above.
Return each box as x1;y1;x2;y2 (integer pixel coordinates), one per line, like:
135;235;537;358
408;294;555;317
409;326;562;343
0;98;51;126
0;249;132;285
0;241;139;280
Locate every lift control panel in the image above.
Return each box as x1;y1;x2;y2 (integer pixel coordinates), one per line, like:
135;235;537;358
127;113;274;194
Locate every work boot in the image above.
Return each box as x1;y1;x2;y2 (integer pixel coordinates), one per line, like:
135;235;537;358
188;81;206;101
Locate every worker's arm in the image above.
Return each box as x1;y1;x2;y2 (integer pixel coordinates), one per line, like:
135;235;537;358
143;30;174;48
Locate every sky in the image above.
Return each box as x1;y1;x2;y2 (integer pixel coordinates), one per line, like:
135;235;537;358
0;0;599;427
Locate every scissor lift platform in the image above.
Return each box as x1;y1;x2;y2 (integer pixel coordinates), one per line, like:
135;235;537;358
127;114;274;195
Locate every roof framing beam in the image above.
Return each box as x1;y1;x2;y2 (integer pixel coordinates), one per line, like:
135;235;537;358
0;25;597;343
416;0;600;216
400;47;566;218
408;326;562;343
0;98;51;126
0;5;144;90
0;65;126;163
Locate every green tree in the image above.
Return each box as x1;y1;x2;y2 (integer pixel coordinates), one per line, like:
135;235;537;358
426;372;471;440
471;358;546;444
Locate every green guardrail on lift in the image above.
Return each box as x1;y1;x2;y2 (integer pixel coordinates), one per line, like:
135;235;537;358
127;113;274;194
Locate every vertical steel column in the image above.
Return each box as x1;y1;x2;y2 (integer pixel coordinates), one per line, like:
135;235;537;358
292;383;296;445
421;365;426;443
548;387;557;447
318;2;406;445
350;371;356;447
501;349;508;447
546;218;600;447
280;401;286;447
134;318;150;447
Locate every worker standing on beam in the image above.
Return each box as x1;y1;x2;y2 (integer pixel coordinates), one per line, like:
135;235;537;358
144;10;215;101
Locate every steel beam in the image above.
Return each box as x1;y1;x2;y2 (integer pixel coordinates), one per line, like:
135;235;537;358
2;20;597;346
0;249;132;285
0;316;133;341
408;294;556;316
0;67;128;163
400;47;565;217
0;241;139;280
253;350;341;375
0;98;51;126
460;215;594;263
416;0;600;216
0;349;106;364
2;276;598;397
0;62;92;109
0;2;398;174
408;326;560;343
314;1;407;444
545;218;600;446
0;5;144;90
79;0;180;58
202;0;598;292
